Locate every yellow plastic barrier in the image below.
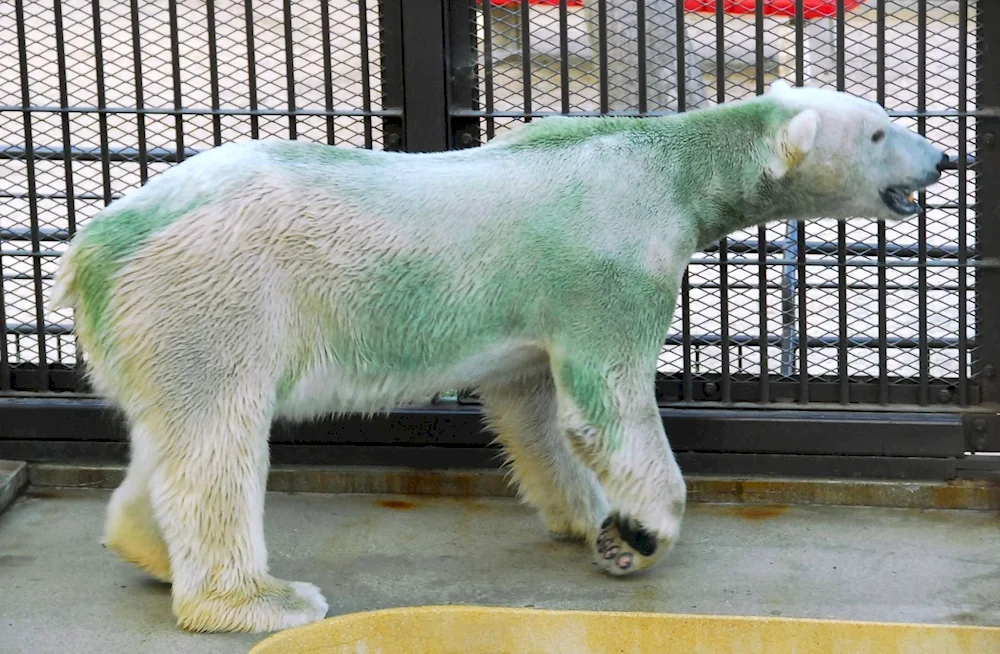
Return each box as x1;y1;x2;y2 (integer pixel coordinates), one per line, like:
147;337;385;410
250;605;1000;654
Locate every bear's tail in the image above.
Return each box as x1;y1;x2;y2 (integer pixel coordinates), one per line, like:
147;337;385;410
47;241;82;313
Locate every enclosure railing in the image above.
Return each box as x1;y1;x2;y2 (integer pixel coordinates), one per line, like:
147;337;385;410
1;0;998;479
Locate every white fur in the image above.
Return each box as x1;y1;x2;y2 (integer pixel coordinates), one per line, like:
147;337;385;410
49;85;946;633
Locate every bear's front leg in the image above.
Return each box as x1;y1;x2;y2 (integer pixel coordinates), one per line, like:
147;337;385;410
552;356;686;576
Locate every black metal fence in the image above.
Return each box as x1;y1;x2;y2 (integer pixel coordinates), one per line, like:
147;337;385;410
1;0;999;480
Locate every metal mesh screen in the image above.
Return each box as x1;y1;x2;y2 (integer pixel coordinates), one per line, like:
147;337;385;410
0;0;389;391
0;0;984;410
466;0;978;406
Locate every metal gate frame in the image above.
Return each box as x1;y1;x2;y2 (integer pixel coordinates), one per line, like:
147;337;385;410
1;0;999;480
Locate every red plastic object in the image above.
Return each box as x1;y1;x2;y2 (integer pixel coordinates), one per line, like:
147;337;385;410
684;1;865;20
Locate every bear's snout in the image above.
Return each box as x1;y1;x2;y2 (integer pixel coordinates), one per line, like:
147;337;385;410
919;151;948;188
936;152;950;173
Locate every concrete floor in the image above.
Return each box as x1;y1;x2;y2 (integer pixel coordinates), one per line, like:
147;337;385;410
0;489;998;654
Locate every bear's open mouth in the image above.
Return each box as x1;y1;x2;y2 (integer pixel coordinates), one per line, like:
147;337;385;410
880;185;921;216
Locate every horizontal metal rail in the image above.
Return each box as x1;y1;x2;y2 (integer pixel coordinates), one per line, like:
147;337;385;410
700;240;977;260
3;247;992;268
0;105;402;118
662;333;968;349
0;226;975;263
687;257;998;268
2;320;972;350
0;145;201;163
0;272;972;292
0;143;975;173
449;107;999;120
0;192;119;202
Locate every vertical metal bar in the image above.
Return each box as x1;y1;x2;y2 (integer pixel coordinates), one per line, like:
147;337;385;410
0;279;8;389
780;224;796;377
244;0;261;139
14;0;48;391
917;0;928;405
796;220;809;402
559;0;569;114
446;0;481;149
167;0;185;162
0;242;7;389
836;0;845;91
357;0;373;148
54;0;81;388
376;0;403;149
715;4;728;400
401;0;450;152
974;0;1000;408
674;0;685;111
320;0;336;144
795;0;805;87
520;0;532;121
780;3;806;378
795;0;807;400
719;242;731;402
283;0;297;139
128;0;149;185
714;0;724;104
957;0;968;406
876;0;888;404
754;0;764;95
598;0;608;114
835;0;848;403
52;0;77;232
682;269;693;400
90;0;112;205
483;0;497;137
837;225;848;403
678;0;692;395
677;0;690;395
637;0;647;114
206;0;223;147
755;1;768;402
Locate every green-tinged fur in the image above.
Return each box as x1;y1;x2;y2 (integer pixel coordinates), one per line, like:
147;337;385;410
58;98;792;447
50;85;948;616
67;201;207;361
55;149;263;367
55;88;941;450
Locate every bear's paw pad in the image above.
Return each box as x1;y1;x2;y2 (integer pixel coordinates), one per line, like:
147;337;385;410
592;513;664;576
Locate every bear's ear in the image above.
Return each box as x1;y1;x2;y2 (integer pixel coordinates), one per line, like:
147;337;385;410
768;79;792;94
767;109;819;180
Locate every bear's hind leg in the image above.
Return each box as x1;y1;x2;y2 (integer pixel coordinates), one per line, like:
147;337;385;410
138;394;328;633
479;371;609;541
104;431;171;583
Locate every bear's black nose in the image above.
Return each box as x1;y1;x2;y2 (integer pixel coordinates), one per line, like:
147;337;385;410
937;153;950;172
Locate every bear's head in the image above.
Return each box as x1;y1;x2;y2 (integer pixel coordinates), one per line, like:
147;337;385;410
763;80;948;222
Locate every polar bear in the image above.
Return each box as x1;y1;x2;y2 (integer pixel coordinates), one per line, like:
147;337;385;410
49;81;947;633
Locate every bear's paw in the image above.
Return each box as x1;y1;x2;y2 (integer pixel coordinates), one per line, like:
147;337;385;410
174;577;329;633
592;513;668;576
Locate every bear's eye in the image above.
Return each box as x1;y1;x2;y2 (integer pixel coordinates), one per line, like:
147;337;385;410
872;130;885;143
